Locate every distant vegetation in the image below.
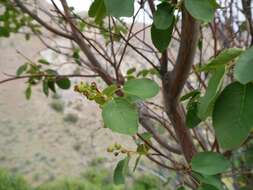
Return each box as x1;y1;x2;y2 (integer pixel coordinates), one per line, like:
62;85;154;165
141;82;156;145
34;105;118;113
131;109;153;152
0;168;165;190
0;169;30;190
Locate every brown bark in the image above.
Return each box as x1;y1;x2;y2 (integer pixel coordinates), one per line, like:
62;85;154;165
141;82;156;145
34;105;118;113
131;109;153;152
162;7;199;163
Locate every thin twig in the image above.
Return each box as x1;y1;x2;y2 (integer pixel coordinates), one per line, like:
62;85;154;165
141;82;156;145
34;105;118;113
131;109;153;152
0;74;99;85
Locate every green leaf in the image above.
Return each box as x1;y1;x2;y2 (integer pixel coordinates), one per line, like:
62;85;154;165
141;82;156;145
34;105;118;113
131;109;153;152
184;0;218;22
193;173;224;190
38;59;50;65
213;82;253;150
200;48;243;72
56;77;71;90
47;80;56;93
102;98;138;135
124;94;142;104
137;69;149;77
151;22;174;52
88;0;106;24
180;90;200;101
137;144;149;155
153;2;174;30
133;155;141;172
139;132;152;141
72;49;81;65
191;152;230;175
123;78;159;99
244;147;253;167
198;66;225;119
197;184;219;190
186;101;201;128
198;39;203;51
102;84;118;97
104;0;134;18
234;46;253;84
113;157;130;185
16;64;27;76
94;95;106;105
45;69;57;76
42;80;49;96
177;187;186;190
25;85;32;100
126;67;136;75
0;26;10;37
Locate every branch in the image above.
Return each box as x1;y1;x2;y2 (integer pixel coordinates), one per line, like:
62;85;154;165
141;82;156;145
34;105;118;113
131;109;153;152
139;106;182;155
168;11;200;103
137;133;172;160
162;7;200;163
55;0;118;85
147;0;155;15
120;34;160;71
0;74;99;85
13;0;74;40
146;155;183;171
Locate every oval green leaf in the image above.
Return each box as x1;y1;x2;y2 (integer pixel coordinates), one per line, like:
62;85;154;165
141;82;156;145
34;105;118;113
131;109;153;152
102;98;138;135
234;46;253;84
47;80;56;93
191;152;230;175
193;173;223;190
213;82;253;150
113;157;130;185
198;66;225;120
16;64;27;76
177;187;186;190
102;84;118;97
38;59;50;65
180;90;200;102
123;78;160;99
104;0;134;18
151;23;174;52
88;0;106;24
42;79;49;96
56;78;71;89
186;101;201;128
153;2;174;30
25;85;32;100
184;0;218;22
197;184;219;190
199;48;243;72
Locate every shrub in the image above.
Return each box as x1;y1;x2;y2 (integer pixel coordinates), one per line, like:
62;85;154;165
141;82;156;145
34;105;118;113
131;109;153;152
63;113;79;124
37;169;123;190
49;100;64;113
0;169;31;190
131;175;165;190
0;167;165;190
36;179;87;190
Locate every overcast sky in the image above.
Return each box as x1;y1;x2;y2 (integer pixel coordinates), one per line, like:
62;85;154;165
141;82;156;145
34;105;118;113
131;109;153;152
46;0;92;12
46;0;246;25
46;0;153;23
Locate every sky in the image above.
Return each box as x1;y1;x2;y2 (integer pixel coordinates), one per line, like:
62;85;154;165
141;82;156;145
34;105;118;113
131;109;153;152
46;0;246;25
46;0;93;12
46;0;152;23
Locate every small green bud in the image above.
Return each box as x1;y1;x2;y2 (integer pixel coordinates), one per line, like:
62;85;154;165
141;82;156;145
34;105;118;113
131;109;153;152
114;143;122;150
107;147;114;153
107;144;115;153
